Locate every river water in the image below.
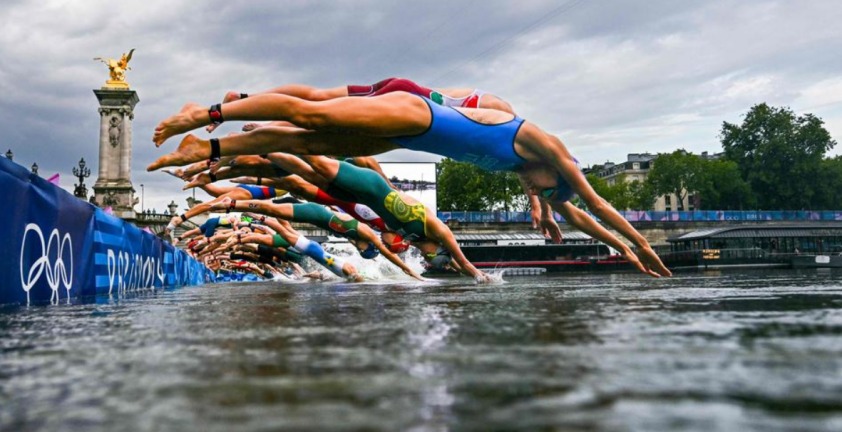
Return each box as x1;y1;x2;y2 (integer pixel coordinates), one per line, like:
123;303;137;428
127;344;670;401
2;269;842;431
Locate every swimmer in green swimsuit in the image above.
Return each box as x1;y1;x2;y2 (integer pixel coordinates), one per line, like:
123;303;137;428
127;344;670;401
299;156;489;281
209;197;425;281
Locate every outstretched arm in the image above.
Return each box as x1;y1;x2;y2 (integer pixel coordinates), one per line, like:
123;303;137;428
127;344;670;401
553;201;661;278
425;213;490;282
518;172;562;243
528;130;670;277
360;227;424;281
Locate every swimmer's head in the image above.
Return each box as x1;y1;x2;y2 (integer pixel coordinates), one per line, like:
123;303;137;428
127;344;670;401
381;231;410;253
426;247;453;271
540;176;575;203
358;241;380;260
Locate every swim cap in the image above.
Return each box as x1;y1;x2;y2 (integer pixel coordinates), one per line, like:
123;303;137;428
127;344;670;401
359;242;380;259
540;175;575;203
388;233;410;253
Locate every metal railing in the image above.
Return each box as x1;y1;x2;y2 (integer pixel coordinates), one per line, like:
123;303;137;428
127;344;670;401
437;210;842;223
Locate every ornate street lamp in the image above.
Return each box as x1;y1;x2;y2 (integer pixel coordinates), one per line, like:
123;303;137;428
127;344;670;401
140;183;144;213
73;158;91;199
167;200;178;216
31;162;39;176
5;149;13;161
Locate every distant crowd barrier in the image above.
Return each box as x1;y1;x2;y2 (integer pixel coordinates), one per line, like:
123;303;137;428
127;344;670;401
438;210;842;224
1;157;213;305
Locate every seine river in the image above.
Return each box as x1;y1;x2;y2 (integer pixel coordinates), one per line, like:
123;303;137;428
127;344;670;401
2;269;842;431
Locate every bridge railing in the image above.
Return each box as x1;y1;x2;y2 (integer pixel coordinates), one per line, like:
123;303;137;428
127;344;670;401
437;210;842;223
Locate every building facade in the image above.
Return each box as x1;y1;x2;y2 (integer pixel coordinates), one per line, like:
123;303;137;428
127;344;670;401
586;152;721;211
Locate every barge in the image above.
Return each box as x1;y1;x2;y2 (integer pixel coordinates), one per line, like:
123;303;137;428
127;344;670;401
452;232;632;273
660;224;842;270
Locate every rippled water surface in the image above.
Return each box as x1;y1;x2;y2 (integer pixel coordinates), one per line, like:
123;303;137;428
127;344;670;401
3;269;842;431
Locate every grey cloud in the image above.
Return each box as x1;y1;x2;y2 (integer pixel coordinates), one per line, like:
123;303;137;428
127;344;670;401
1;0;841;210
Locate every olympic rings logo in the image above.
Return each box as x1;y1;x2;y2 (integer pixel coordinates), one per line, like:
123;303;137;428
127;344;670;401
19;223;74;302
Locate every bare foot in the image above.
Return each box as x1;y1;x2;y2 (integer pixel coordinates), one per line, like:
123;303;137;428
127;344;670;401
182;173;212;190
241;122;263;132
154;103;206;147
147;134;211;171
205;92;243;133
162;168;186;179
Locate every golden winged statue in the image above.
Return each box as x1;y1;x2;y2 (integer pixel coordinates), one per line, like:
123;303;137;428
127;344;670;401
94;49;135;88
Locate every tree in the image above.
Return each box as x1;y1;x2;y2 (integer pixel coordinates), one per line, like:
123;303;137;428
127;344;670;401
721;103;836;209
814;157;842;209
628;179;657;210
694;158;754;210
582;174;655;210
436;159;528;211
646;150;705;211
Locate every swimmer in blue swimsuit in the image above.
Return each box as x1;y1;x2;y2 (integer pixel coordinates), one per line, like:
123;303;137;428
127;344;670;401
201;78;553;236
152;90;671;278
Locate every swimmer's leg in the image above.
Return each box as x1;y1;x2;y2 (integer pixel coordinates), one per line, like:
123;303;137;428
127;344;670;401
153;92;429;146
148;128;398;171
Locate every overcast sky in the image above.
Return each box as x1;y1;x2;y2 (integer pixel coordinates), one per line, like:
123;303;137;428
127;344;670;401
2;0;841;212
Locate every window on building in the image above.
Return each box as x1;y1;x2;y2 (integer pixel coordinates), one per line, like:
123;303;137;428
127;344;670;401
633;163;640;170
664;195;671;205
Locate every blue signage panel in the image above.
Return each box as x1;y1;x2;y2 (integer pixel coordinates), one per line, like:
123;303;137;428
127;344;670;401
1;157;212;305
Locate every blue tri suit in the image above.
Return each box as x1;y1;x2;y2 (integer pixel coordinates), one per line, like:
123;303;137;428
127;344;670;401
390;95;575;202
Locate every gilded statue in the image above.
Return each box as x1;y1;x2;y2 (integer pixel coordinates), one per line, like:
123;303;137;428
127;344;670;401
94;49;135;88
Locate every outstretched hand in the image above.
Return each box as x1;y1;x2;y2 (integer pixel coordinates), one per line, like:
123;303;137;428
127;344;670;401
539;216;563;244
636;246;672;277
621;249;661;278
474;272;492;284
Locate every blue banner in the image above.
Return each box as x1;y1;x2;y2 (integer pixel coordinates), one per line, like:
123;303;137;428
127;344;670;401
1;157;212;305
439;210;842;223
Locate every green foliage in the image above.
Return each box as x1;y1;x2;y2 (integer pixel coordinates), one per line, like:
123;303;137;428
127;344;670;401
721;103;836;209
647;150;706;210
582;174;655;210
629;179;657;210
814;157;842;209
436;159;528;211
693;158;754;210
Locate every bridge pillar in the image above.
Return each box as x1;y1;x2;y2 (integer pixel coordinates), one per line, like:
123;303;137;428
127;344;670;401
91;88;140;221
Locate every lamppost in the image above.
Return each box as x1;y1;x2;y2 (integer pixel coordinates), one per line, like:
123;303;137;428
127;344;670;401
5;149;12;161
167;200;178;216
73;158;91;199
31;162;38;176
140;184;145;213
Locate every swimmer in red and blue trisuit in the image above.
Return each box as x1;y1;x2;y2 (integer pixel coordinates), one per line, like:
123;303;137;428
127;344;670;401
165;179;286;235
151;88;671;278
203;78;557;240
207;77;510;131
